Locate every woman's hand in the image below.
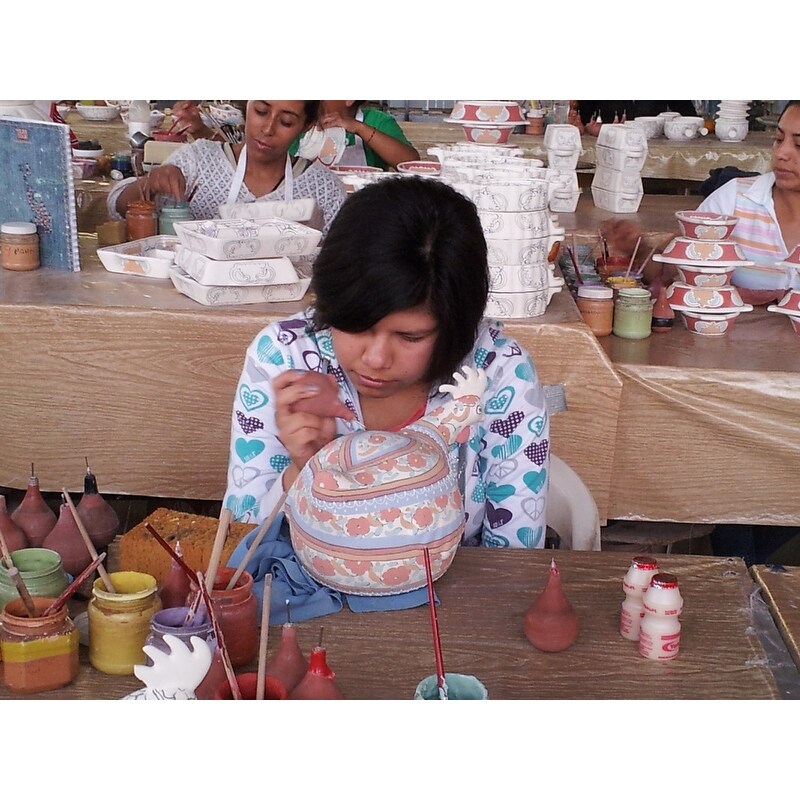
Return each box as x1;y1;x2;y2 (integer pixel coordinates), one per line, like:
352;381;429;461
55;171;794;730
319;110;358;134
170;101;215;139
273;370;340;473
145;164;187;201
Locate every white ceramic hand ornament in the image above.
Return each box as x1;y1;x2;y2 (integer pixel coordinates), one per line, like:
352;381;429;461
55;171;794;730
121;634;213;700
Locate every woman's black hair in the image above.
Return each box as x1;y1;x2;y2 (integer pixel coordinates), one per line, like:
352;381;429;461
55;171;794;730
311;176;489;384
303;101;321;125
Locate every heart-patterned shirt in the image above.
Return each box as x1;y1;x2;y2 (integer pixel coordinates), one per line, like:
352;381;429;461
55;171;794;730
223;309;549;548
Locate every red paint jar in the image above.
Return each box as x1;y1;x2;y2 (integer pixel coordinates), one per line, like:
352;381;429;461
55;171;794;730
190;568;258;668
125;199;157;241
1;596;79;693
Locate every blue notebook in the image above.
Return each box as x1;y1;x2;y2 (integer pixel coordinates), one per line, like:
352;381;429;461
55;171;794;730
0;116;80;271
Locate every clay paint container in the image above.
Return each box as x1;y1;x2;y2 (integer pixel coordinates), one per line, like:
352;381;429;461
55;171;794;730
125;199;157;241
188;567;258;668
88;571;161;675
213;673;288;700
1;221;39;271
576;285;614;336
1;596;79;693
414;673;488;700
613;288;653;339
0;548;69;612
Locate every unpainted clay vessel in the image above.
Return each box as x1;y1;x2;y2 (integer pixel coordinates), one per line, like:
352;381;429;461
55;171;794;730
266;623;308;693
42;498;93;577
11;469;57;548
289;646;344;700
158;540;191;608
292;371;355;421
0;495;28;553
76;466;121;549
523;558;579;652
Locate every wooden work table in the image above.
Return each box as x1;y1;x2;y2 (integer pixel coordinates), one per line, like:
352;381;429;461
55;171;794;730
0;549;785;700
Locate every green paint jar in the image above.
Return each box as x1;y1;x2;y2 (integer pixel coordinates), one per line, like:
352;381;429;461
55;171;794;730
613;288;653;340
0;548;69;612
158;200;193;235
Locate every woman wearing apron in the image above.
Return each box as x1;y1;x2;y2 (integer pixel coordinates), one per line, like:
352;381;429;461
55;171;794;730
107;101;347;234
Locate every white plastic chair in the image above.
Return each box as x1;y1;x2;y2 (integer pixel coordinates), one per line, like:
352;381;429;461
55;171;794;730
546;454;602;551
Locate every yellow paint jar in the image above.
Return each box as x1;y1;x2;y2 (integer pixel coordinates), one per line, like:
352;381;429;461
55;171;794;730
88;571;161;675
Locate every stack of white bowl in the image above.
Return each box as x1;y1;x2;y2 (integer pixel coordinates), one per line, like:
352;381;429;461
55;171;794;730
591;124;647;213
714;101;750;142
168;217;318;306
654;210;754;336
543;124;582;212
767;245;800;336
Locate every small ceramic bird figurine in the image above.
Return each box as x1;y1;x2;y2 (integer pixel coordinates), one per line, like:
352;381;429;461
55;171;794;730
121;634;212;700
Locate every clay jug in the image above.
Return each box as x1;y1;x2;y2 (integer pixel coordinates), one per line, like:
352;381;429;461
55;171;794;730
289;646;344;700
158;540;191;609
651;284;675;333
76;466;120;549
11;470;57;548
266;623;308;694
523;558;579;652
42;499;93;578
0;495;28;553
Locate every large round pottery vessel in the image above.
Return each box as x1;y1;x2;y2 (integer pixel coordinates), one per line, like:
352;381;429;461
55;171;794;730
674;210;738;240
286;367;488;596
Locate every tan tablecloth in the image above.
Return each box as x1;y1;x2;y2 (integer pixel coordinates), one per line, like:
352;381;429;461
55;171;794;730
751;564;800;671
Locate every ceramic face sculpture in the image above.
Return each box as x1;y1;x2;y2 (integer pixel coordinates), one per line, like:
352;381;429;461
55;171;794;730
286;366;488;595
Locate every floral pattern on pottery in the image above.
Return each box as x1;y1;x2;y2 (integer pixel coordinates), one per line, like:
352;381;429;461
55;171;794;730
286;367;490;595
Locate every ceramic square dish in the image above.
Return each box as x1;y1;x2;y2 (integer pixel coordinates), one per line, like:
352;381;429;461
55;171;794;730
591;185;643;213
592;167;644;195
594;144;648;172
173;245;299;287
217;197;319;223
97;235;179;279
169;265;311;306
172;218;322;260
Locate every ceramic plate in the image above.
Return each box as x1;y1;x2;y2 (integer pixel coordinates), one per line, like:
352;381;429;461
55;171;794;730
97;235;179;279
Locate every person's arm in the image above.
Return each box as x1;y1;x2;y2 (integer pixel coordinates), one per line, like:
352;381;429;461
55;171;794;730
300;162;348;235
696;177;740;215
477;338;550;549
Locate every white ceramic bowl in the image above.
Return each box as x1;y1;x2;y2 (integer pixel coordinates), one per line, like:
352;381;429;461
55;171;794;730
549;188;581;213
592;166;644;194
485;283;563;319
485;235;564;267
488;261;562;293
631;116;661;138
714;117;749;142
595;143;648;172
664;116;705;140
173;217;322;260
591;185;643;213
72;146;104;160
97;235;178;279
396;160;442;177
456;178;554;212
596;124;648;152
75;104;120;121
478;209;561;240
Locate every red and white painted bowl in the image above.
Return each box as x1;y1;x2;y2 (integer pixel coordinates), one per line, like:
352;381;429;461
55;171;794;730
461;123;518;146
768;289;800;315
448;101;525;125
674;210;739;240
666;282;752;311
655;236;752;266
780;244;800;266
680;310;741;336
329;164;384;175
396;160;442;176
675;264;735;287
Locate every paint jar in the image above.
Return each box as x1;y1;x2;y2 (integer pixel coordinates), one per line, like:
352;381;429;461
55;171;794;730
0;596;79;693
110;153;133;180
96;219;128;247
0;548;69;612
414;672;489;700
1;221;39;271
639;573;683;661
620;556;659;641
187;568;258;668
88;571;161;675
613;288;653;339
576;285;614;337
158;200;193;235
125;199;157;241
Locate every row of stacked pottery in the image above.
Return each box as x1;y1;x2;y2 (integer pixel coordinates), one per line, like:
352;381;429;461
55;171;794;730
655;210;754;336
623;111;680;140
434;145;565;319
543;125;582;212
591;124;647;213
443;100;526;146
767;245;800;336
168;217;320;306
714;101;750;142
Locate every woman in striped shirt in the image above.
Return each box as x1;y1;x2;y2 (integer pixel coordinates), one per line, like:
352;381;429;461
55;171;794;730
697;100;800;299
